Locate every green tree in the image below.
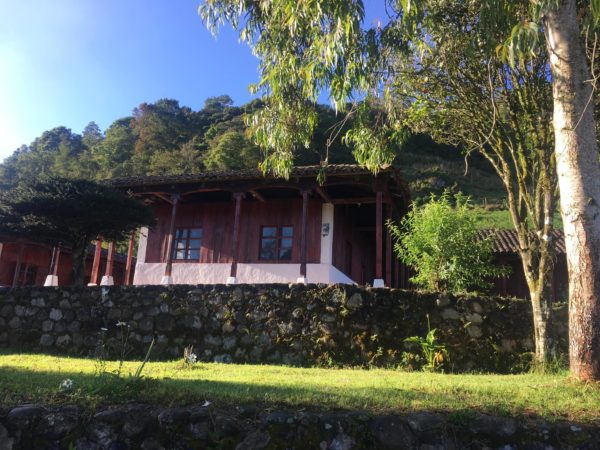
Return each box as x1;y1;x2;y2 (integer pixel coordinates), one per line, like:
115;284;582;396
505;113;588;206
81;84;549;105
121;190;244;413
0;177;155;286
203;130;261;171
199;0;600;380
390;193;505;294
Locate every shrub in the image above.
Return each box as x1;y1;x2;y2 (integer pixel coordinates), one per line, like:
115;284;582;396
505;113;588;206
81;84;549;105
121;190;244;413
389;191;506;294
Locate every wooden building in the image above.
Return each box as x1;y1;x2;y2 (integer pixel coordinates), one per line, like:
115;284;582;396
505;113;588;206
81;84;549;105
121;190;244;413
111;165;410;287
0;239;130;287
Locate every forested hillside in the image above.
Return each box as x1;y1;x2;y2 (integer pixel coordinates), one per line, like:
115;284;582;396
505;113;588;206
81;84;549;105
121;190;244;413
0;95;507;225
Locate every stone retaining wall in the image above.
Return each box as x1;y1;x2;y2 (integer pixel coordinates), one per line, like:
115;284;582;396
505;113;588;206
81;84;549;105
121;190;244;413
0;284;567;372
1;403;597;449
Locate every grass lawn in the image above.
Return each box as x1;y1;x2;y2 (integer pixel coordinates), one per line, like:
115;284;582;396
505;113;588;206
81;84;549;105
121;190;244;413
1;353;599;422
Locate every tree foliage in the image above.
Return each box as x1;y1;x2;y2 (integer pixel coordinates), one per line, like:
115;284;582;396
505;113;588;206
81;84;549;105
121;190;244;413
0;177;155;285
390;192;506;294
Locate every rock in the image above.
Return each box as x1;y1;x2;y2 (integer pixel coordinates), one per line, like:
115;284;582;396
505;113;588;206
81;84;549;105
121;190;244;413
222;322;236;333
235;430;271;450
145;306;160;317
7;405;46;428
8;317;20;329
155;314;174;331
183;315;202;329
31;297;46;307
94;409;127;424
40;334;55;347
204;334;223;348
140;437;165;450
42;320;54;332
469;413;516;439
0;422;14;450
441;308;459;320
158;408;190;428
214;354;233;364
329;432;355;450
370;415;415;449
471;302;483;313
407;412;445;443
138;317;154;332
36;407;79;440
466;313;483;324
223;336;237;351
346;293;363;309
466;325;482;338
14;305;25;317
436;296;450;307
49;308;63;321
321;313;336;323
189;421;209;440
56;335;71;348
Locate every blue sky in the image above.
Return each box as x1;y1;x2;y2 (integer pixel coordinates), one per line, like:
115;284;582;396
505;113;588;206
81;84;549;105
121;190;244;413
0;1;386;161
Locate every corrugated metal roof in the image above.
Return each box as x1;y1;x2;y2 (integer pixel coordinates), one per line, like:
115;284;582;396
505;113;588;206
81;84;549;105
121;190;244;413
477;229;565;254
108;164;392;188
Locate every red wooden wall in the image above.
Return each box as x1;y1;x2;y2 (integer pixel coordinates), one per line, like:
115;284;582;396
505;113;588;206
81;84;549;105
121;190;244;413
146;197;323;265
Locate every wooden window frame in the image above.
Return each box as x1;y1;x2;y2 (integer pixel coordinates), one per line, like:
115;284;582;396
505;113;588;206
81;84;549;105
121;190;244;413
259;225;294;262
172;227;202;261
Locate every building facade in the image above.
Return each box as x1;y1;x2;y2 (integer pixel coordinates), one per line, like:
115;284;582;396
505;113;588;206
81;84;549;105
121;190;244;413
112;165;410;287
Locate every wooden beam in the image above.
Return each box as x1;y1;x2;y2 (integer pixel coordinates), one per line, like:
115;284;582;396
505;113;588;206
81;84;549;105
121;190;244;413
300;190;310;279
124;232;135;286
163;194;180;279
90;237;103;285
375;191;383;281
230;192;244;278
53;247;60;277
314;186;333;204
332;197;379;205
250;190;266;202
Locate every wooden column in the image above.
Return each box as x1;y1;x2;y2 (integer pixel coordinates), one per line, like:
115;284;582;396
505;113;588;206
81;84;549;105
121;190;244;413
228;192;244;283
386;203;393;288
163;195;180;283
124;232;135;286
44;245;60;287
89;236;103;285
12;244;24;288
374;191;384;287
102;241;115;282
299;190;310;282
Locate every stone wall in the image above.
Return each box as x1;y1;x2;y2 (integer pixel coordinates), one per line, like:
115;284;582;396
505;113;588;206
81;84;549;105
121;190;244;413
1;403;597;450
0;284;567;372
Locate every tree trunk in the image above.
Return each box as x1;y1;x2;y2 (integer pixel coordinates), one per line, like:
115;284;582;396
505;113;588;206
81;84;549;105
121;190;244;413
70;236;89;287
527;275;556;364
544;0;600;380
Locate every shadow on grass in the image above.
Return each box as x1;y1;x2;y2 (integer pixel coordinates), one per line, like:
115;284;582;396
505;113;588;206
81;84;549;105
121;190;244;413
0;365;576;423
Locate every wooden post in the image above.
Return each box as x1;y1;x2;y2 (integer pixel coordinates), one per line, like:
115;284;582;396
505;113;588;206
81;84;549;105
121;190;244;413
100;241;115;286
162;195;180;284
228;192;244;284
12;244;24;288
89;236;103;285
386;203;393;288
43;245;60;287
374;191;384;287
299;190;310;283
124;232;135;286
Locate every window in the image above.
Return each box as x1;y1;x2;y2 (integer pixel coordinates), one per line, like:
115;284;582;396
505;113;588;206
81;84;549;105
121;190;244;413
172;228;202;260
259;226;293;261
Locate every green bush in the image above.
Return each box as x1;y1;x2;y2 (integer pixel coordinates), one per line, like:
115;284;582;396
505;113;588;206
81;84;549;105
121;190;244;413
389;191;507;294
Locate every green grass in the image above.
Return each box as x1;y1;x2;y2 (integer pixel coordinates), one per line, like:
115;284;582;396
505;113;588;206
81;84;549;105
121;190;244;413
1;353;599;422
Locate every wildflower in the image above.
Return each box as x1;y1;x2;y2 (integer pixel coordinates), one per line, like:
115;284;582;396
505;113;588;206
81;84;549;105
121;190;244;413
116;321;127;327
59;379;74;391
100;328;108;332
185;352;198;365
202;400;211;407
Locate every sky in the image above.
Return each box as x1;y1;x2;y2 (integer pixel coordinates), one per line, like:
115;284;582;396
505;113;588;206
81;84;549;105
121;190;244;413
0;1;386;162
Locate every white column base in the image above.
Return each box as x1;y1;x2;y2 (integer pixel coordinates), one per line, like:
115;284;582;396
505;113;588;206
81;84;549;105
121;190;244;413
100;275;114;286
372;278;385;288
161;275;173;285
226;276;237;285
296;276;307;284
44;275;59;287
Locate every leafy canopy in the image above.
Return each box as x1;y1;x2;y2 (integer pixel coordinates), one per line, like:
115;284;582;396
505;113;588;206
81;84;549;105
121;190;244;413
389;192;507;294
0;177;155;247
